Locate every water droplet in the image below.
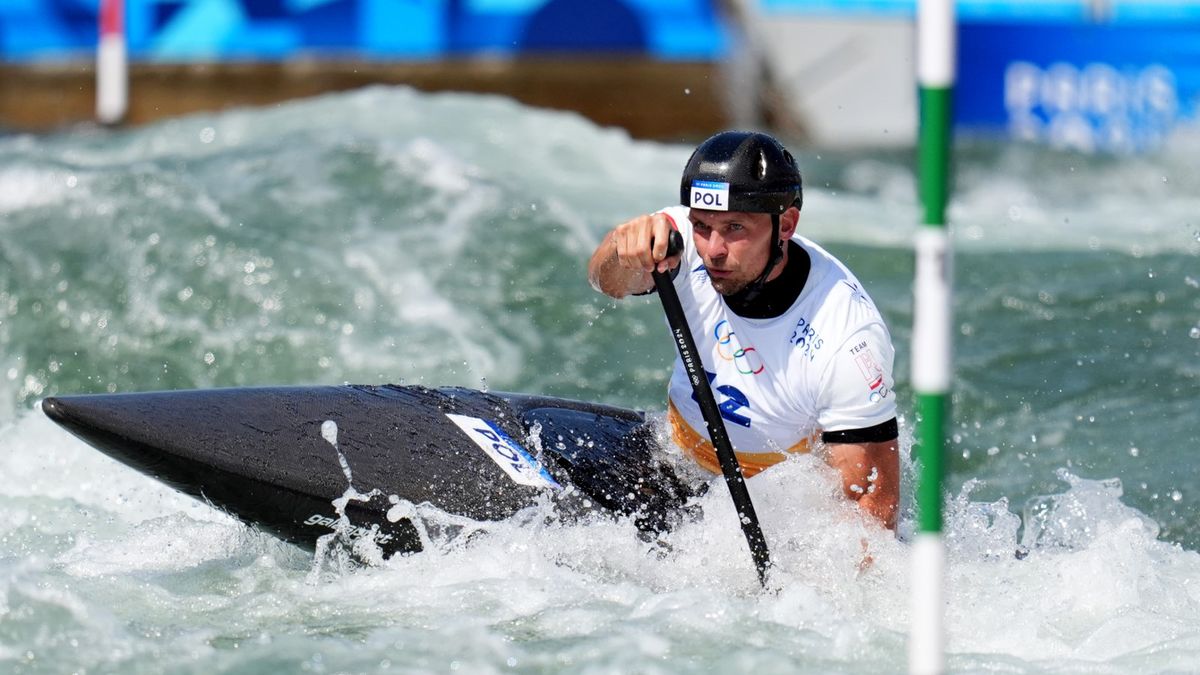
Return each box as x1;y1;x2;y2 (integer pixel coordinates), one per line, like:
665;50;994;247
1185;276;1199;289
321;420;338;446
1190;326;1200;339
1172;490;1183;502
683;88;691;95
1129;447;1140;457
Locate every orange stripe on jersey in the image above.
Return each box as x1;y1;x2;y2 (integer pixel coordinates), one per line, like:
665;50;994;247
666;399;818;478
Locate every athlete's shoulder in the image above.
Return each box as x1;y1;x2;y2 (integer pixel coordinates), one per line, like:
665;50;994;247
657;205;691;231
795;236;888;332
795;236;852;284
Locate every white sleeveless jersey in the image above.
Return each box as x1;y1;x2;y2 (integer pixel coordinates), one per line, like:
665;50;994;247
661;205;897;463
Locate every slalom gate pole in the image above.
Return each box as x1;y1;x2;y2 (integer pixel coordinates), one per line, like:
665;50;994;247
97;0;128;125
910;0;955;673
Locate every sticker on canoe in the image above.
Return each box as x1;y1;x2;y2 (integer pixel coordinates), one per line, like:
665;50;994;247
445;413;561;489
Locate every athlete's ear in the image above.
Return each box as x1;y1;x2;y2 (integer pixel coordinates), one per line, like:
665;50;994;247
779;206;800;240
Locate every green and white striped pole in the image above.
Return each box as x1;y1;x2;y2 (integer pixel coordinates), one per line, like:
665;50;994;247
910;0;955;673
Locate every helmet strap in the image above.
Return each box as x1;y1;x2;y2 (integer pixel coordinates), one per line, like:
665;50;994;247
732;213;785;303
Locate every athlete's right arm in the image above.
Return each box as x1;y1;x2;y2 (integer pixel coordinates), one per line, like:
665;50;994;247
587;213;682;299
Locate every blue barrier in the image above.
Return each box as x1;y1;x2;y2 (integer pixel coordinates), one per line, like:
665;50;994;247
0;0;727;60
756;0;1200;151
957;22;1200;152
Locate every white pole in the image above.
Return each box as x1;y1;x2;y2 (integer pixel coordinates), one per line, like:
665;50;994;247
96;0;128;125
910;0;955;673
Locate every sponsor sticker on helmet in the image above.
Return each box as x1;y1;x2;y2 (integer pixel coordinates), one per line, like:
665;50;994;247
446;413;561;489
691;180;730;211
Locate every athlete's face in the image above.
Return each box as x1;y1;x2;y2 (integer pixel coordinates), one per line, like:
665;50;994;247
689;209;788;296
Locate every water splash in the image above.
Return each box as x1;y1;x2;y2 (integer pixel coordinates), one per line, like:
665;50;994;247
308;419;387;578
943;479;1023;562
1021;468;1159;553
320;419;353;484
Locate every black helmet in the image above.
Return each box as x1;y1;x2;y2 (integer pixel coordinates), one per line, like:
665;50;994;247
679;131;802;214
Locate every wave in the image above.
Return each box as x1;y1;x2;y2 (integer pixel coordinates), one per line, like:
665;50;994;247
4;407;1200;673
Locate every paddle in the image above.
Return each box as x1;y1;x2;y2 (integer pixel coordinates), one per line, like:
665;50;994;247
652;229;773;587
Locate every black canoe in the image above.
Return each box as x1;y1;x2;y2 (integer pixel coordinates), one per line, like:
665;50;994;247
41;385;697;557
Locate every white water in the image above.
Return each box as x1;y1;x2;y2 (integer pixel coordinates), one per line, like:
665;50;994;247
4;408;1200;673
3;87;1200;673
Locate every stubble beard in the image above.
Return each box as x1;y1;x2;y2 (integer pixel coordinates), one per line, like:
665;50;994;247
709;275;753;297
707;254;771;297
702;235;779;297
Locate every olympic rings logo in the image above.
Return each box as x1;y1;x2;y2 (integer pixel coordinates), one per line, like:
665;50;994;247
713;320;765;375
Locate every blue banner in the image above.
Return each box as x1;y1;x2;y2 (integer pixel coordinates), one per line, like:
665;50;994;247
0;0;727;60
957;22;1200;152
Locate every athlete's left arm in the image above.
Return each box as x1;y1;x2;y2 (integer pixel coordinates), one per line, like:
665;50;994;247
825;432;900;530
815;319;899;529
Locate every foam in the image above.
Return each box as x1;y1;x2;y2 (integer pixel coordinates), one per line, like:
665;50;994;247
7;396;1200;670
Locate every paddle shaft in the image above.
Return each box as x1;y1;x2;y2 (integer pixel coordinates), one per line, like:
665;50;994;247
652;230;772;586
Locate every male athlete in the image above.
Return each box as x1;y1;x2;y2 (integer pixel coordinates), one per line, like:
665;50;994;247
587;131;899;529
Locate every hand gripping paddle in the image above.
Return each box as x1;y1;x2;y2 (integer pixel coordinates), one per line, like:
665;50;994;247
652;229;773;587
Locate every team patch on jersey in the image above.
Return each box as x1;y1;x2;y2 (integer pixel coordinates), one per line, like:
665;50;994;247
446;414;560;489
853;348;890;403
690;180;730;211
